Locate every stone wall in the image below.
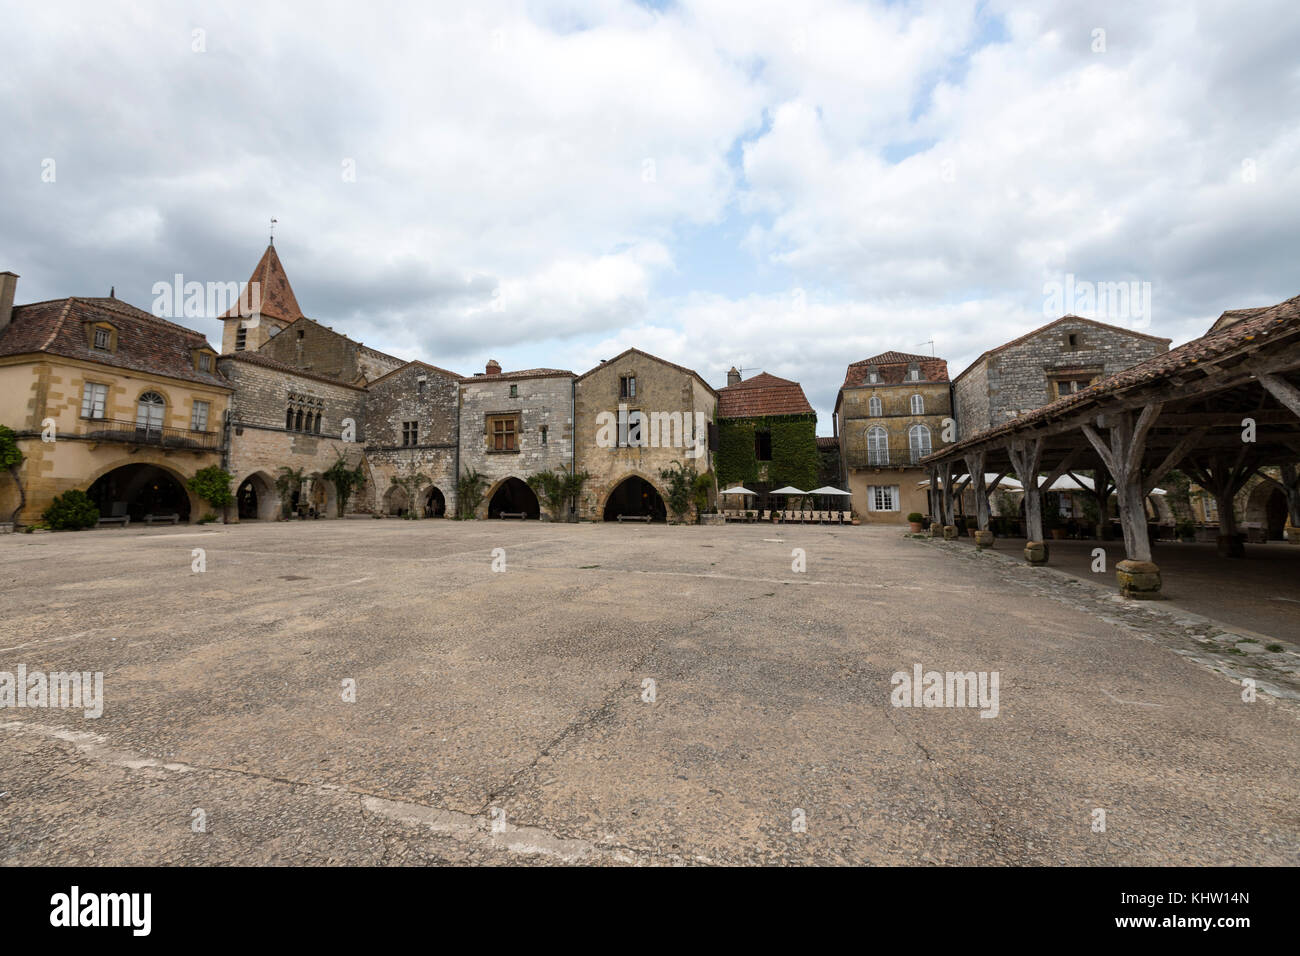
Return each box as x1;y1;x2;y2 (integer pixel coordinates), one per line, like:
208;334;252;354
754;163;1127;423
221;354;368;519
574;352;716;521
956;318;1169;437
364;362;460;516
458;372;575;518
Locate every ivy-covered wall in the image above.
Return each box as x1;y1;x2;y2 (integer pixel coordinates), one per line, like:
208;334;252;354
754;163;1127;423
717;414;818;490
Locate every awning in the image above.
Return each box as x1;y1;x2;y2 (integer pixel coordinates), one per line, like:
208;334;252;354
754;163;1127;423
807;485;851;496
770;486;807;495
719;486;757;495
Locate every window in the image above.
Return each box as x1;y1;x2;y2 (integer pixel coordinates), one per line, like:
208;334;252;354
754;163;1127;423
235;325;247;351
135;391;165;434
1051;375;1097;400
489;415;518;451
191;400;210;432
509;384;518;398
402;421;419;446
540;425;548;445
908;366;921;382
908;424;932;463
80;383;108;419
1067;333;1082;350
868;485;900;512
910;394;924;415
866;425;889;466
93;327;111;350
619;375;636;399
755;430;772;462
868;395;883;417
417;378;426;396
198;353;212;372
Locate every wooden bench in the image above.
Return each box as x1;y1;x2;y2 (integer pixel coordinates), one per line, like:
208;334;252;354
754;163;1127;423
96;515;131;528
616;514;652;522
144;513;180;526
498;512;528;519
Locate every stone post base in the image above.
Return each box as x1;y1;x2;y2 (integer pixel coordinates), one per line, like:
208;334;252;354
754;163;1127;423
942;525;958;540
929;525;942;538
973;529;994;549
1216;535;1245;558
1116;559;1163;599
1023;541;1048;564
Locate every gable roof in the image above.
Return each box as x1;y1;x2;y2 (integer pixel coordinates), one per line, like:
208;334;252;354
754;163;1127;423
576;347;718;397
220;243;305;324
952;315;1171;384
847;351;935;367
840;356;950;390
366;359;463;388
1209;306;1270;334
459;367;574;383
716;372;814;418
0;295;230;389
262;315;406;370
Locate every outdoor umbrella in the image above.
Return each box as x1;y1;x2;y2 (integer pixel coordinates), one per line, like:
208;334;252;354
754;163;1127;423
807;485;851;513
770;486;807;515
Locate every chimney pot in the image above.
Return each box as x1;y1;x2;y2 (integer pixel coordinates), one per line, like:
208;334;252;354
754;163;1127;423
727;366;741;386
485;359;501;375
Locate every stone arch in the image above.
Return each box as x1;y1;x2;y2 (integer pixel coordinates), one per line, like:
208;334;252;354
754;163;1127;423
600;471;668;522
422;484;447;518
1243;476;1288;540
383;483;411;517
235;470;278;521
306;473;337;518
485;476;539;519
83;457;201;522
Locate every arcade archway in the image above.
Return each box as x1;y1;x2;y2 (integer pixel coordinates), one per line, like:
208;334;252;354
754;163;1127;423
487;477;539;519
423;486;447;517
87;463;192;523
236;472;277;521
602;475;667;522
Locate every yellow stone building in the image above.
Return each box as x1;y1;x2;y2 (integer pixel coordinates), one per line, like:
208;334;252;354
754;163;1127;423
0;273;230;526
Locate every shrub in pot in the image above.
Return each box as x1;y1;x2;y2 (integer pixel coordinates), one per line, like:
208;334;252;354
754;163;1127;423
907;511;924;533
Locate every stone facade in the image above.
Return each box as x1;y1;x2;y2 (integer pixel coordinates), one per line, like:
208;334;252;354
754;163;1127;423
458;364;576;519
364;361;461;517
954;316;1170;439
835;352;953;524
220;353;368;520
255;317;404;386
573;348;716;521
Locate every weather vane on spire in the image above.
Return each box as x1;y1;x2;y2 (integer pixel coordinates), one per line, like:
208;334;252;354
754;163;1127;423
269;217;278;245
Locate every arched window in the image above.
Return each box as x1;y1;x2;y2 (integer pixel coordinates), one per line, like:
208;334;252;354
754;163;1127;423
910;394;924;415
866;426;889;466
909;424;932;463
295;408;304;432
313;412;321;434
868;395;882;417
286;407;295;430
135;391;165;435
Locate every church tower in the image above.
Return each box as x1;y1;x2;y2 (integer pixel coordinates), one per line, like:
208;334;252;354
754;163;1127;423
218;242;306;354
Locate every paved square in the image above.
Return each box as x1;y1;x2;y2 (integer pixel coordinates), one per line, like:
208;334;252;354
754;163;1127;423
1;521;1297;865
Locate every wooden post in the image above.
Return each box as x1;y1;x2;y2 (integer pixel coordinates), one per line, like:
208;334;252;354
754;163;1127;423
942;461;956;531
1187;446;1256;557
1082;404;1164;597
1008;437;1046;563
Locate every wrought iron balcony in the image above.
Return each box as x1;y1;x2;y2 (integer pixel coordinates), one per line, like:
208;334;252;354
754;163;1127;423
79;418;220;451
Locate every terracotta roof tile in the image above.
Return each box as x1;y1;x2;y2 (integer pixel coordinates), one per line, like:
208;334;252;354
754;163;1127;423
717;371;814;418
0;296;230;389
841;356;950;389
220;243;305;324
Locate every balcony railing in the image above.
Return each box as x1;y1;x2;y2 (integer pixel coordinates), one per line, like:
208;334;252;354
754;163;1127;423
80;418;220;451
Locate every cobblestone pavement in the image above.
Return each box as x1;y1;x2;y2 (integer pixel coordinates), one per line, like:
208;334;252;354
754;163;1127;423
1;521;1296;866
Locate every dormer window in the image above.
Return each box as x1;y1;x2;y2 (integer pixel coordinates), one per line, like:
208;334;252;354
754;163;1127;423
907;364;921;382
84;321;117;353
865;365;879;384
192;348;216;372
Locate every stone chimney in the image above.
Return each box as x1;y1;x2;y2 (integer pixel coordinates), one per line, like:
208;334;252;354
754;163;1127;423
727;366;741;386
485;359;501;376
0;272;17;334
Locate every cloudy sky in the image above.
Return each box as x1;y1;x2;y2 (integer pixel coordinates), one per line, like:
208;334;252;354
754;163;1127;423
4;0;1298;431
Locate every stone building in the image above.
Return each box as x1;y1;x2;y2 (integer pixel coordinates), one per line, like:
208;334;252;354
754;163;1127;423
0;273;230;524
365;360;462;517
834;351;953;523
219;350;367;520
953;315;1170;439
458;360;576;519
714;368;819;509
573;348;717;521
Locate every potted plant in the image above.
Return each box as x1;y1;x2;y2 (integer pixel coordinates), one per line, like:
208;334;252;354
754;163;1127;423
907;512;924;533
1045;492;1067;539
1177;519;1196;543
